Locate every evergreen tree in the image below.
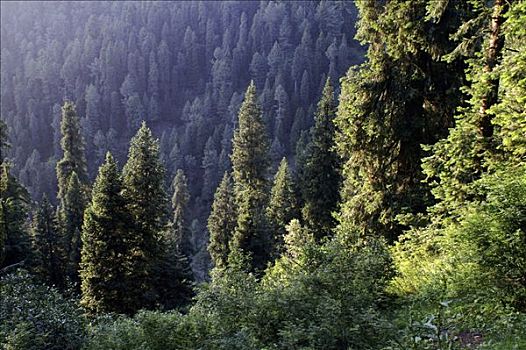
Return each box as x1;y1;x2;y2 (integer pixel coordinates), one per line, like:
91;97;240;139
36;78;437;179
157;141;194;311
56;101;88;201
394;0;526;310
156;213;195;311
61;172;86;287
30;195;62;287
422;0;513;217
201;137;220;203
266;158;299;256
335;0;475;241
121;122;168;309
0;163;30;269
301;79;340;239
55;101;88;287
207;172;236;269
0;120;10;266
230;81;271;272
80;152;137;314
0;119;8;165
171;169;191;256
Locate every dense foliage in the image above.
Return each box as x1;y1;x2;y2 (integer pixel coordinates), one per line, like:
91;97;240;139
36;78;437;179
0;1;364;277
0;270;86;350
1;1;525;350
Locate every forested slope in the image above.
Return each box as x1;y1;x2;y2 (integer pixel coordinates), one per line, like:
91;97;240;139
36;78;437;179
0;0;362;201
1;1;525;349
0;1;364;276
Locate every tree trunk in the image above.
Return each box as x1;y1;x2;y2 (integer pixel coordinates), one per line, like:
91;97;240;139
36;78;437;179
479;0;509;138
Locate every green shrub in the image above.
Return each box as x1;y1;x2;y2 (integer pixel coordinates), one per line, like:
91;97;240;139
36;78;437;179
0;270;86;350
189;226;394;349
83;311;203;350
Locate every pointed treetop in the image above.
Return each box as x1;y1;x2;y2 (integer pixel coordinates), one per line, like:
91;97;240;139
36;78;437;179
125;121;160;160
171;169;189;210
96;152;119;186
322;77;334;99
246;80;257;97
232;78;269;186
104;151;114;164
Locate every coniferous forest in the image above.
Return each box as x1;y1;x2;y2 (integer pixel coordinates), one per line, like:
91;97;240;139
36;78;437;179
0;1;525;349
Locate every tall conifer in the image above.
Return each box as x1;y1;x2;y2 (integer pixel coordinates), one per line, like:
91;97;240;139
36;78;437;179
267;158;299;255
171;169;191;255
30;195;62;287
122;122;168;309
55;101;88;287
301;79;340;239
157;170;194;310
207;172;236;269
56;101;88;200
230;82;271;272
335;1;475;241
80;152;136;314
62;172;85;286
0;163;30;268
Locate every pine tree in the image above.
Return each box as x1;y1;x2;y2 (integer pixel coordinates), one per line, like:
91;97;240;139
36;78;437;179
230;81;271;272
201;137;220;203
0;163;30;269
122;121;168;309
0;120;10;266
267;158;299;256
301;79;340;239
61;172;86;287
55;101;88;288
80;152;136;314
56;101;88;201
335;0;476;241
395;1;526;309
159;141;194;310
422;0;513;217
31;195;62;287
207;172;236;269
155;233;194;311
171;169;191;256
0;119;9;165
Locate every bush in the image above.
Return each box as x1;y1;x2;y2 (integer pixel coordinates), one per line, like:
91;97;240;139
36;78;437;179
189;226;394;349
84;227;394;349
0;270;86;350
83;311;199;350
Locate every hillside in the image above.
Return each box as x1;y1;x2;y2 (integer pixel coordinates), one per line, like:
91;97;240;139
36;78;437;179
1;1;525;349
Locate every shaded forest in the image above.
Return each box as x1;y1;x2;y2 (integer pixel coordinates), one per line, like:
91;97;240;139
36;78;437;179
1;1;525;349
1;1;364;277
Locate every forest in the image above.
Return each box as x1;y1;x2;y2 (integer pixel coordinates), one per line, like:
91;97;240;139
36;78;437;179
0;0;525;349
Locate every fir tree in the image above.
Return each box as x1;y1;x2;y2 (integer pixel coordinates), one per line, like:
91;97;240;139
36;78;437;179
158;139;194;310
156;224;194;311
422;0;513;217
207;172;236;269
335;0;475;241
230;81;271;272
61;172;86;287
266;158;299;256
301;79;340;239
0;163;30;269
121;122;168;309
56;101;88;201
80;152;136;315
55;101;88;288
0;119;9;165
171;169;191;256
201;137;220;203
0;120;9;266
30;195;62;287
